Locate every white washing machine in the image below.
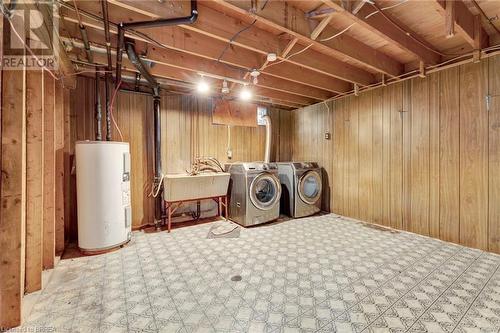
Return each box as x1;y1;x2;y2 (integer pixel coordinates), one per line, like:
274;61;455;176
277;162;322;218
226;162;282;227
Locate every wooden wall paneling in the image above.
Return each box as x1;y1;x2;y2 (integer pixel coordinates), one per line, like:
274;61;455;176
381;86;391;227
278;110;293;162
409;77;430;236
289;55;500;253
42;71;56;269
0;69;26;329
130;92;154;227
459;61;489;250
332;99;345;214
358;91;373;223
116;91;131;142
489;55;500;252
321;102;333;211
25;70;44;293
428;73;440;239
372;88;384;225
55;81;65;255
389;84;404;230
439;67;460;243
402;81;412;232
346;96;360;219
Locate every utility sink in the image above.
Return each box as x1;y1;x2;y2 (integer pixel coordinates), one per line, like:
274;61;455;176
163;172;230;202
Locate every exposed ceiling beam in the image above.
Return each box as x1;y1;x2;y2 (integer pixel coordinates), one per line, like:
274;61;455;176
59;4;352;93
321;0;441;64
434;0;489;49
73;1;372;86
213;0;403;77
67;40;316;107
63;29;333;101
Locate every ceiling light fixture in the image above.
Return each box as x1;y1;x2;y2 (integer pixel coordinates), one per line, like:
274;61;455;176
221;80;229;94
267;53;277;62
250;69;260;85
196;76;209;94
239;86;252;101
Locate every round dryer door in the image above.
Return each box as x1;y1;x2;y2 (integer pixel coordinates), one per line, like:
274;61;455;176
298;170;322;205
249;173;282;210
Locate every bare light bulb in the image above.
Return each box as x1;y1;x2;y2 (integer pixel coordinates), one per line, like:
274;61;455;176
239;87;252;101
197;79;209;94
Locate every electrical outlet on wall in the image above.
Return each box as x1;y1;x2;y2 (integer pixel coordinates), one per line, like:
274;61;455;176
325;132;331;140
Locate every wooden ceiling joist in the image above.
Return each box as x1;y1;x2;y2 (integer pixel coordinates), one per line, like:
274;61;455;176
320;0;441;65
70;44;315;107
60;5;352;94
68;1;372;86
434;0;489;49
213;0;403;77
65;30;333;101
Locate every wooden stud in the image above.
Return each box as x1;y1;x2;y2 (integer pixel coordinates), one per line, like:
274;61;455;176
25;70;44;293
43;71;56;269
0;68;26;329
55;81;65;254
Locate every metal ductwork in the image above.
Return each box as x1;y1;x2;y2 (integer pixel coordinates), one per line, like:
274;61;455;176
125;41;160;97
263;115;272;163
115;0;198;89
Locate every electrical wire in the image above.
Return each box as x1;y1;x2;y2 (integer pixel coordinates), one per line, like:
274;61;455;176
366;2;463;57
471;0;500;35
320;23;356;42
262;43;314;70
216;19;257;63
109;80;124;141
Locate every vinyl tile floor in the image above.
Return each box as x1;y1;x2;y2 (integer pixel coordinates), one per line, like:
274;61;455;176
16;214;500;333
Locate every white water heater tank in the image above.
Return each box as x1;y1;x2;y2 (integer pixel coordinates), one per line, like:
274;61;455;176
76;141;132;253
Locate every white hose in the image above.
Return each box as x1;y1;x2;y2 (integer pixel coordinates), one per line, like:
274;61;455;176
263;115;272;163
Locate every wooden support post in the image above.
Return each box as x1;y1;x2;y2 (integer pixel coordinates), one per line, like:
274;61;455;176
43;71;56;269
25;70;44;293
55;81;65;254
0;69;27;329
